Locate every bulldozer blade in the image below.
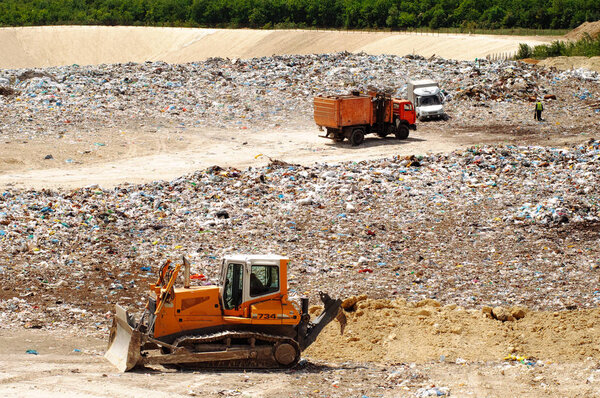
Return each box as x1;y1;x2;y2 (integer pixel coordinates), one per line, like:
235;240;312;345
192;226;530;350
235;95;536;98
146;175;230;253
104;305;143;372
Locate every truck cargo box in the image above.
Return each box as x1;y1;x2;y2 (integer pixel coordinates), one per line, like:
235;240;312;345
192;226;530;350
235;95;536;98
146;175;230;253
314;94;374;129
314;92;416;146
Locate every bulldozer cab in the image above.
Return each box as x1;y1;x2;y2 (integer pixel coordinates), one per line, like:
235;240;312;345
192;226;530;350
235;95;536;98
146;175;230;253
220;255;287;316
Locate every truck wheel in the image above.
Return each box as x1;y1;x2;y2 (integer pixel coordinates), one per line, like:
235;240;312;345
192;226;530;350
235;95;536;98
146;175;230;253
350;128;365;146
395;124;409;140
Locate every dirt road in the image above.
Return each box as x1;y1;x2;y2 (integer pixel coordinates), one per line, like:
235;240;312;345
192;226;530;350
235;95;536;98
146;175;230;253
0;119;589;190
0;125;460;189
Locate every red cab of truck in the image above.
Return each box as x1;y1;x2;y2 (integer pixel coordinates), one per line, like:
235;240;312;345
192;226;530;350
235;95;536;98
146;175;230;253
314;92;417;146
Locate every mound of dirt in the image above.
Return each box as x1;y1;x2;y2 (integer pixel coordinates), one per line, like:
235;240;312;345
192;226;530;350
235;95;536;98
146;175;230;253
565;20;600;41
538;56;600;72
518;58;541;65
307;298;600;364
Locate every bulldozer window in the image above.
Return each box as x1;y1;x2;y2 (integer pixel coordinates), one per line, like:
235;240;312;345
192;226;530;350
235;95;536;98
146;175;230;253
250;265;279;297
224;263;243;310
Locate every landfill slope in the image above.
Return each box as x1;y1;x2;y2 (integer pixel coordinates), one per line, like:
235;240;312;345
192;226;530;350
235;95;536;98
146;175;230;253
0;25;553;68
0;44;600;396
1;140;600;322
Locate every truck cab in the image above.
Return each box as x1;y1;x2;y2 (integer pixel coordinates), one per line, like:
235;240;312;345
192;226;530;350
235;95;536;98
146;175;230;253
392;99;416;125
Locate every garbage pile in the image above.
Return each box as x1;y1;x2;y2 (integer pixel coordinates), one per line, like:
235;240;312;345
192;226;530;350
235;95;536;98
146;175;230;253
0;53;598;140
453;66;542;101
455;141;600;225
1;139;599;331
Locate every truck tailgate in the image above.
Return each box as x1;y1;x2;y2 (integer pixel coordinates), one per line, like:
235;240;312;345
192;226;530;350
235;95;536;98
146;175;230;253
314;97;339;127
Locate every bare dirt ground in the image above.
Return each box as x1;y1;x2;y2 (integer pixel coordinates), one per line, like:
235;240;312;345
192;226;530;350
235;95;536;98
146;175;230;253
2;305;600;398
0;122;456;189
0;116;591;190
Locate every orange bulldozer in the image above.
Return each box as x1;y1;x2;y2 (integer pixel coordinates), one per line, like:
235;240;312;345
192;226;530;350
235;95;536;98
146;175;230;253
105;255;346;371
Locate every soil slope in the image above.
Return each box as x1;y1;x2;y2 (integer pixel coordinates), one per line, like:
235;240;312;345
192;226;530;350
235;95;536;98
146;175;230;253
0;25;554;68
565;20;600;41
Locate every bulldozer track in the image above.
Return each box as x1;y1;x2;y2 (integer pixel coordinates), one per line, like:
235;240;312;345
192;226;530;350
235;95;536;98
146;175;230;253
146;331;301;369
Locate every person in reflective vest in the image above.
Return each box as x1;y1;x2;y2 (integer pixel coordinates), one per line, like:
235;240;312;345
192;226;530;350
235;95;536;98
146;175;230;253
534;100;544;121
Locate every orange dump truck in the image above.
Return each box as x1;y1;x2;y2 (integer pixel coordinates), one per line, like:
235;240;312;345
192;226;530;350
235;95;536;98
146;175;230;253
314;92;417;146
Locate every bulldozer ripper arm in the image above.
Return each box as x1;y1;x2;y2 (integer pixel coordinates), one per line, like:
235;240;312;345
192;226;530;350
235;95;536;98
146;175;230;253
298;292;344;351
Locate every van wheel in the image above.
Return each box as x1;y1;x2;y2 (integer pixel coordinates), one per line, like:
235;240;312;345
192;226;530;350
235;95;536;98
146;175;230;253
350;128;365;146
395;124;409;140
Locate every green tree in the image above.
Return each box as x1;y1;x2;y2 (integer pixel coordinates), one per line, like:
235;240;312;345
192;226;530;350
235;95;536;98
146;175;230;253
0;0;599;31
481;5;505;28
428;6;446;29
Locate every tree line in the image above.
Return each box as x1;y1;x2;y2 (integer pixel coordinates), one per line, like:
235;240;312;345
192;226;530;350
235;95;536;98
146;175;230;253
0;0;598;30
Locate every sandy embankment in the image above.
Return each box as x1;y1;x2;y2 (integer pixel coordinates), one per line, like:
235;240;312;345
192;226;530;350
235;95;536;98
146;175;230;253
0;25;554;68
538;56;600;72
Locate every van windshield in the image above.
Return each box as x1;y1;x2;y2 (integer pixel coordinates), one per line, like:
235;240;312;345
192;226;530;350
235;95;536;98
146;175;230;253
418;95;441;106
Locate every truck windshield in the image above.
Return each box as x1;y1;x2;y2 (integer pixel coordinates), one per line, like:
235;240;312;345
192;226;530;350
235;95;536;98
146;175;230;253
418;95;441;106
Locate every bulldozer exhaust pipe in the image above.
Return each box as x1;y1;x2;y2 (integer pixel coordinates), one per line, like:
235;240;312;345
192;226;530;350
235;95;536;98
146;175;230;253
183;256;190;289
